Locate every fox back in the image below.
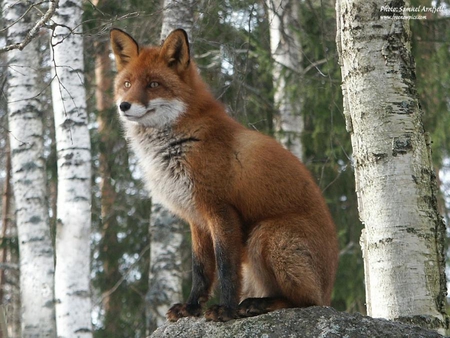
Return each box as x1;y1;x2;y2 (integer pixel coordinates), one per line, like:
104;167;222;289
111;28;339;322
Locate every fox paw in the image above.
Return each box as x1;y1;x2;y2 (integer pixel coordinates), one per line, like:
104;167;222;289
204;305;238;322
166;303;202;321
238;298;271;317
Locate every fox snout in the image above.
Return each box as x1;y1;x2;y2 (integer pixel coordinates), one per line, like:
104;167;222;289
116;100;147;120
119;101;131;112
116;98;187;128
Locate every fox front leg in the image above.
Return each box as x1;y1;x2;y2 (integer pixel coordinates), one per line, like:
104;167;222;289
204;207;243;322
166;224;215;321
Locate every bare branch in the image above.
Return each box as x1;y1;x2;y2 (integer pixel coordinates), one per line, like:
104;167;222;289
1;2;45;34
95;244;150;307
0;0;59;53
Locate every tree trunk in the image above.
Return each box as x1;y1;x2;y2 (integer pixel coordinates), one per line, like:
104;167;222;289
51;0;92;336
3;1;57;336
0;135;11;308
92;5;123;332
0;0;59;53
160;0;195;42
147;204;185;333
266;0;303;160
336;0;448;332
146;0;195;333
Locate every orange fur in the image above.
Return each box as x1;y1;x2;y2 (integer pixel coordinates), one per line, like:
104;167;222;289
111;28;339;322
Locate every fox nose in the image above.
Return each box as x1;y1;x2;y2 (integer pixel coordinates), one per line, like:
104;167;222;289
119;102;131;112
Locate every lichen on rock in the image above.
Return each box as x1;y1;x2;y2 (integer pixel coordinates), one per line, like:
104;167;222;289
149;307;444;338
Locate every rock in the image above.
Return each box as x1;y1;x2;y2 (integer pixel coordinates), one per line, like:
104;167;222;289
149;306;444;338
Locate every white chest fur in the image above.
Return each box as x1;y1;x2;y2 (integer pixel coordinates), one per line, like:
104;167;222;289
126;124;197;220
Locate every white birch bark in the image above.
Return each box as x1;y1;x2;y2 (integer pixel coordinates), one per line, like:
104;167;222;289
266;0;303;160
50;0;92;336
160;0;195;41
336;0;448;332
146;0;194;333
0;0;59;53
147;204;184;333
3;1;57;336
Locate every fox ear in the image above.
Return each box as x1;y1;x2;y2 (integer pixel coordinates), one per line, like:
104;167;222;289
110;29;139;72
160;29;190;71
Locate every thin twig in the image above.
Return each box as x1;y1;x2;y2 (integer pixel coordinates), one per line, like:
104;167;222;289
0;0;59;53
96;244;150;307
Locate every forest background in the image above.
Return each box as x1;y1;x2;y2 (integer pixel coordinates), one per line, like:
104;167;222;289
0;0;449;337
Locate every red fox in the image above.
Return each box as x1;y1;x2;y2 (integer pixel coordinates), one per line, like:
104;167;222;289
110;28;339;322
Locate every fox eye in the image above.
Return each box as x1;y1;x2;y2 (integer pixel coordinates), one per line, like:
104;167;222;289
124;81;131;88
149;81;159;88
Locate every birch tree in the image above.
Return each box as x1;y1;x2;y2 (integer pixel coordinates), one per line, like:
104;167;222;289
0;0;59;53
266;0;303;160
3;1;56;336
146;0;195;332
51;0;92;336
336;0;448;332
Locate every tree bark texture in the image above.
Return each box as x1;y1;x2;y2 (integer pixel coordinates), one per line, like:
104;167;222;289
0;138;15;338
51;0;93;336
266;0;304;160
336;0;448;332
0;136;11;305
147;204;185;333
146;0;195;333
0;0;59;53
160;0;195;42
4;1;57;336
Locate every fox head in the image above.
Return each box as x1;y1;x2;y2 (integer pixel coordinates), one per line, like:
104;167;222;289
110;28;196;128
